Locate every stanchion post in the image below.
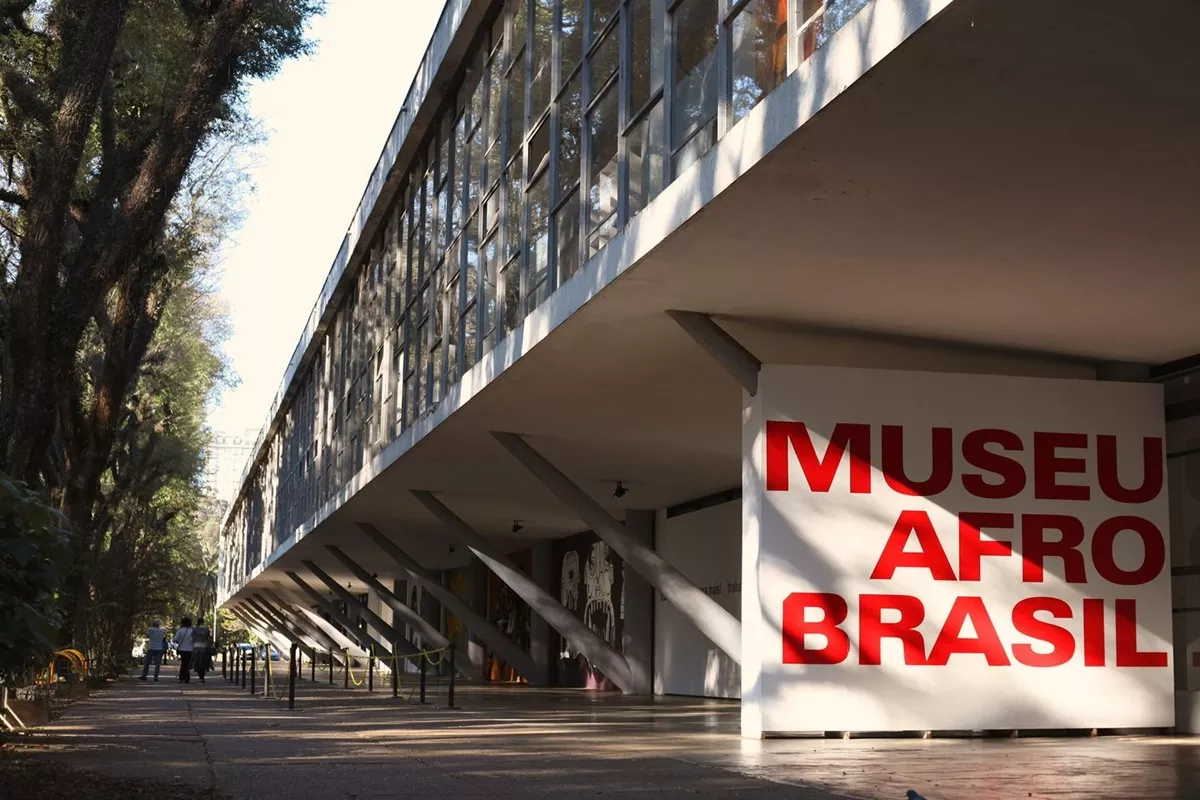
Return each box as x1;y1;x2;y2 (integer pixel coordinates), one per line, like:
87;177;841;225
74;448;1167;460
328;648;334;685
368;647;374;693
343;650;349;689
241;650;247;689
391;650;398;699
221;648;226;679
447;643;456;709
419;653;426;704
250;648;257;695
310;650;315;683
288;643;297;711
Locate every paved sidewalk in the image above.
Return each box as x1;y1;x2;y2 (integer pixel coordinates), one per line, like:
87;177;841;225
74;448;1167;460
4;673;1199;799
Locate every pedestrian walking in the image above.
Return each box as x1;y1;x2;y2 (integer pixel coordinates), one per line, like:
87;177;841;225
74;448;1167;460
192;616;213;684
173;617;195;684
138;619;166;682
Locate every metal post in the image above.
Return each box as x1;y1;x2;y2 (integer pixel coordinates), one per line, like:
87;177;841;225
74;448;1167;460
221;648;226;679
343;650;349;689
288;644;297;711
368;647;374;693
310;649;316;683
328;648;334;685
419;653;427;704
264;647;270;698
448;643;456;709
391;649;398;698
250;649;257;695
241;650;247;689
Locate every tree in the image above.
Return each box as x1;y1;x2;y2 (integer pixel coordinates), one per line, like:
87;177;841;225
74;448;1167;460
0;0;321;655
0;0;318;488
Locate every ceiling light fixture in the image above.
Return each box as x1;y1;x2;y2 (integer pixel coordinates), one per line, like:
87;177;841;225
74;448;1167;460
613;480;628;499
512;520;523;533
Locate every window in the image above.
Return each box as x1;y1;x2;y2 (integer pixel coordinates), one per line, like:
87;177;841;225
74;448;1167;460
508;51;525;153
531;0;554;120
627;99;665;217
588;24;619;92
590;0;619;41
731;0;788;124
557;74;582;201
555;190;580;284
630;0;665;114
586;83;618;256
504;162;523;261
528;119;551;180
672;0;718;172
526;171;550;311
481;234;499;344
511;0;527;54
560;0;583;78
502;261;521;333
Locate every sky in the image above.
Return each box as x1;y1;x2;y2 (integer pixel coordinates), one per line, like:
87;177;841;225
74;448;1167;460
207;0;445;436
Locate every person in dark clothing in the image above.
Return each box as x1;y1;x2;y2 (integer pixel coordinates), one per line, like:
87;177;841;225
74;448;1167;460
192;617;212;683
173;617;195;683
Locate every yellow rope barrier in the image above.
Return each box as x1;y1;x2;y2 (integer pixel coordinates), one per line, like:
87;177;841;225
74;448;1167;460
344;649;364;687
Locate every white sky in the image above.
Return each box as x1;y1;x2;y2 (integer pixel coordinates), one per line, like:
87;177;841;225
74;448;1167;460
207;0;445;435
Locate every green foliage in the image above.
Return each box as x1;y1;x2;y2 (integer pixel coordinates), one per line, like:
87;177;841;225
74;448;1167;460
0;475;69;684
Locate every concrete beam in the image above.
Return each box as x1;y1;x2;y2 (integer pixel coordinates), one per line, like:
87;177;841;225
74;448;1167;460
355;523;545;683
243;597;316;658
301;561;421;659
324;545;476;678
491;432;742;665
284;572;392;658
410;490;637;692
666;310;761;395
258;589;350;660
231;605;291;658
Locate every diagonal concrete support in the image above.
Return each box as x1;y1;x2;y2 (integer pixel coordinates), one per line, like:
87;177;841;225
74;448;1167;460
302;561;421;660
492;432;742;665
410;490;637;692
355;523;546;684
324;545;476;679
244;596;316;658
259;589;351;661
666;310;761;395
232;605;291;658
285;572;393;658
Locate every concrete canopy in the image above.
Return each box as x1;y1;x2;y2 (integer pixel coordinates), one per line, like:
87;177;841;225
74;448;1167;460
224;0;1200;603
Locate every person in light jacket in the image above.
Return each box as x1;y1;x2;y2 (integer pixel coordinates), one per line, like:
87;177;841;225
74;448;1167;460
173;617;195;684
138;620;166;682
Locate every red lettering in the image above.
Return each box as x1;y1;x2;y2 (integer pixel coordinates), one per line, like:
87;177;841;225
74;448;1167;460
766;421;871;493
782;592;850;665
870;510;956;581
1011;597;1075;667
958;512;1014;581
1021;515;1087;583
1114;598;1167;667
1083;597;1106;666
1097;435;1164;504
1092;516;1165;585
882;426;953;496
859;594;927;666
927;596;1010;666
962;428;1026;499
1033;432;1090;500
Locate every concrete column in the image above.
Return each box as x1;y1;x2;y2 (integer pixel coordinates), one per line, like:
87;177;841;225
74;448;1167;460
491;432;741;665
285;572;391;656
325;545;476;678
530;541;553;680
356;523;545;683
410;490;636;692
622;511;655;694
301;561;418;658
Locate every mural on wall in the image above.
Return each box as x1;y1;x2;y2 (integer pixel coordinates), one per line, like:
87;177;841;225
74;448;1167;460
553;532;626;690
487;548;532;682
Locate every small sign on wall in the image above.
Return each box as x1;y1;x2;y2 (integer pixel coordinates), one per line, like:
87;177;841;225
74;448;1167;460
741;365;1173;736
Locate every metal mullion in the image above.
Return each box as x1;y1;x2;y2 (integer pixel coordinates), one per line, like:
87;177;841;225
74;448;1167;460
622;85;665;135
495;2;513;342
585;68;620;116
520;0;535;307
786;0;799;76
717;0;731;139
617;0;631;226
663;0;676;181
723;0;753;24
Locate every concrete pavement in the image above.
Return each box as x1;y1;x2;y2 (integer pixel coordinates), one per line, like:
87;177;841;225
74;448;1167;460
5;670;1199;799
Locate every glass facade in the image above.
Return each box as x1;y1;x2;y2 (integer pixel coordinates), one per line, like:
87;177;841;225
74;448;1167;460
221;0;874;594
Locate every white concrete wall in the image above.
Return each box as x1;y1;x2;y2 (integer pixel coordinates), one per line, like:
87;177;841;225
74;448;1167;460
654;500;741;699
